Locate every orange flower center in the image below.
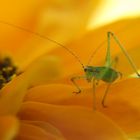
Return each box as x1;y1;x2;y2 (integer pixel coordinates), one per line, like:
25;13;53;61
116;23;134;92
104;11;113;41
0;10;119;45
0;57;17;89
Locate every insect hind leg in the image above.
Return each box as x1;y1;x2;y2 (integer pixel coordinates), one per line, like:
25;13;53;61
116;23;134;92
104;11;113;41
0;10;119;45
108;32;140;77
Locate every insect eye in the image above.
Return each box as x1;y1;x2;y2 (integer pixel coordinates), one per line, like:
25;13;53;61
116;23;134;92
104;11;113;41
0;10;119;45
84;68;87;72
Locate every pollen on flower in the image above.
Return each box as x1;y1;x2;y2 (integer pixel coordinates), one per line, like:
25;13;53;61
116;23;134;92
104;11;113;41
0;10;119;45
0;57;17;89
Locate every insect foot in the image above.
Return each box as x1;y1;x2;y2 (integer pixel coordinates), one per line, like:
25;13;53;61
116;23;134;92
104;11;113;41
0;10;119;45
102;101;108;108
73;90;81;94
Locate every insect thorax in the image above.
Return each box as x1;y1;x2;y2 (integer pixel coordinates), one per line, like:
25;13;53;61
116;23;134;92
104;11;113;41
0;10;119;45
84;66;119;83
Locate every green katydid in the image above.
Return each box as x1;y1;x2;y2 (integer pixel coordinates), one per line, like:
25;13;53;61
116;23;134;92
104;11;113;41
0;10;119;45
0;20;139;109
71;32;140;109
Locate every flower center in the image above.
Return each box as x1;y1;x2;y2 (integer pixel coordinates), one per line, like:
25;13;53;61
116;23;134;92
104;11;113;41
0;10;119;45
0;57;17;89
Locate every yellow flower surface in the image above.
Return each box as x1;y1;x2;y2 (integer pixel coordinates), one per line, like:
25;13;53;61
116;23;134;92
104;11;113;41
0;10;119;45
0;116;19;140
0;0;140;140
22;17;140;139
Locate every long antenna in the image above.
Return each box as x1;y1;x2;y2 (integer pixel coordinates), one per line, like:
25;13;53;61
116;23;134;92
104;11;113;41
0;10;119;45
87;40;106;65
0;20;85;69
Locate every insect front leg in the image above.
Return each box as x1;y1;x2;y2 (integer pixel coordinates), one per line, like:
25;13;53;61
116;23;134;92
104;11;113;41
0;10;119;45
71;76;85;94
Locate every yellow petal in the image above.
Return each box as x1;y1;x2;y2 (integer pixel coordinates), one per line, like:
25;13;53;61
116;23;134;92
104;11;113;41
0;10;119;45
16;121;65;140
24;84;95;109
48;17;140;78
0;55;60;115
97;78;140;134
0;116;19;140
24;78;140;134
19;102;127;140
24;84;75;104
0;0;46;57
128;132;140;140
0;0;102;69
25;55;61;86
24;0;101;69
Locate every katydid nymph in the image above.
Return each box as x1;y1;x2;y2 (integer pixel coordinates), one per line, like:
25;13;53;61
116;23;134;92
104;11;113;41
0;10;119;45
0;20;139;109
71;31;140;109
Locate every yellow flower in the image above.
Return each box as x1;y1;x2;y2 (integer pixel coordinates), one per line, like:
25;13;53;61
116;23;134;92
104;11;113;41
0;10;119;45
22;17;140;140
0;0;140;140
